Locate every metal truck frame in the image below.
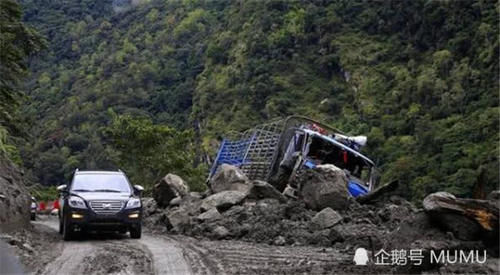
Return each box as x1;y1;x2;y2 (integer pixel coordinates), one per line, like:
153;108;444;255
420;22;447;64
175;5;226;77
208;116;379;197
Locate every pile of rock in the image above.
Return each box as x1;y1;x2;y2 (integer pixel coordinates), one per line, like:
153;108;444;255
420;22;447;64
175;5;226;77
144;164;499;273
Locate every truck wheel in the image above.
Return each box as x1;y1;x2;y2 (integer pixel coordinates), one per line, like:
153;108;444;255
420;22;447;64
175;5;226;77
130;225;141;239
62;216;74;241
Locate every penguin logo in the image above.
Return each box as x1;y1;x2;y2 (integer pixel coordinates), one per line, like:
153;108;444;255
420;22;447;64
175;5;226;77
354;248;369;265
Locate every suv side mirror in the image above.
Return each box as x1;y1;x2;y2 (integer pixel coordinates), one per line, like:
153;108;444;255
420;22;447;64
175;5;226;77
134;185;144;195
56;184;67;193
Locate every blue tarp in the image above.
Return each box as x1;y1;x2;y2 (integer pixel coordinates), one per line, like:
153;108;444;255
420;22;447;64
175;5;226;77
348;180;369;197
209;137;254;178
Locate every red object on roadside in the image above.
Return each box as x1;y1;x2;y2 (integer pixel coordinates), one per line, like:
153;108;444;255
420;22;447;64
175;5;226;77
39;201;46;211
53;199;60;210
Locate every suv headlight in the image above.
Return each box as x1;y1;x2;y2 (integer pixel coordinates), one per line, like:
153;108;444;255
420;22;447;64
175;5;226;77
68;196;87;209
126;198;141;209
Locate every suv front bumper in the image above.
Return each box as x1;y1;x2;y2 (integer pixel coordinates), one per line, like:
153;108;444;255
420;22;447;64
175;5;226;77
67;207;142;231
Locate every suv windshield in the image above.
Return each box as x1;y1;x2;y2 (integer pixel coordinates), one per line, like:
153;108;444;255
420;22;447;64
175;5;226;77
71;174;131;193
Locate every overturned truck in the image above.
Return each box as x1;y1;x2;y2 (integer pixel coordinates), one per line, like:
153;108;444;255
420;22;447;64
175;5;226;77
208;116;380;198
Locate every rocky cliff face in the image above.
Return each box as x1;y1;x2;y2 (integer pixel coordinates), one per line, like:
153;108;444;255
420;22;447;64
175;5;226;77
0;157;30;232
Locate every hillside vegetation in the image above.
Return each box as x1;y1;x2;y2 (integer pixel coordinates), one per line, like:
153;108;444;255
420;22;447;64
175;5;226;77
18;0;499;201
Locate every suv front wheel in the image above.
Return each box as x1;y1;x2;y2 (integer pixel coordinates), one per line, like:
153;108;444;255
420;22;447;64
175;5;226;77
62;216;74;241
130;225;141;239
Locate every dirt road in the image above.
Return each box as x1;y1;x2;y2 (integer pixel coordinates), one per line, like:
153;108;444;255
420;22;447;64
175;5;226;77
14;216;357;274
33;217;190;274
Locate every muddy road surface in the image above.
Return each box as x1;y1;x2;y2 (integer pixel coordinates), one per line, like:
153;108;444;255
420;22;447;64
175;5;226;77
8;215;358;274
31;216;189;274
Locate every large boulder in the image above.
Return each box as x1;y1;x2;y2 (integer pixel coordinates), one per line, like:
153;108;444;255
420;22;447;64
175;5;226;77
209;164;252;193
423;192;499;242
153;173;190;207
247;180;287;203
201;191;247;212
311;207;342;230
167;209;191;232
297;164;350;211
196;208;222;222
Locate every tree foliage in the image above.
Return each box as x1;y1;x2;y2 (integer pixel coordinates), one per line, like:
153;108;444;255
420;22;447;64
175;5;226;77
104;112;206;192
18;0;499;201
0;0;43;163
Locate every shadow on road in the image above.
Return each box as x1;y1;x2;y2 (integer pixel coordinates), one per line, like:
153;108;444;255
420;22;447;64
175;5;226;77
70;230;129;241
33;214;132;242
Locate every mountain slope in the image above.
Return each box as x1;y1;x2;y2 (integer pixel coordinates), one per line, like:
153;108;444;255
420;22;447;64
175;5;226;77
20;0;499;201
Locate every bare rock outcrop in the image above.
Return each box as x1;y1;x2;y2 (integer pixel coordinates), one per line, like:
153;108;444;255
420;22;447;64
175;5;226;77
0;157;30;232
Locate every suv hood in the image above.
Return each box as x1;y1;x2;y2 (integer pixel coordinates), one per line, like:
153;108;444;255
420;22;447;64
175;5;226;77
71;192;133;201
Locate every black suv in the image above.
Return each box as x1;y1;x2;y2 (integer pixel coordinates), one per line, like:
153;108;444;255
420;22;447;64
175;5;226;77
57;169;144;240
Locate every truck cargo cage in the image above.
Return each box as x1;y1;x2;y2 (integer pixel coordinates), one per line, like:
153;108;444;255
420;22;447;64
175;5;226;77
208;116;344;181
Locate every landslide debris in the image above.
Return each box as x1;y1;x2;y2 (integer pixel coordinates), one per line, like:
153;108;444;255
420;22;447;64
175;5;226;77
145;166;499;273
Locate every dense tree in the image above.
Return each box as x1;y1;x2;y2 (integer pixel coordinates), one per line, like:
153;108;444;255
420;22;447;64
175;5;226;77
18;0;499;201
0;0;44;162
104;112;206;192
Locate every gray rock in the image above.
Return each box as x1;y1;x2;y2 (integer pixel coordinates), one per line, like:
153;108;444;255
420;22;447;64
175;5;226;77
190;192;202;200
213;226;230;239
164;173;190;196
422;191;456;210
256;198;280;209
209;164;252;193
423;192;499;241
274;235;286;246
297;164;350;211
153;173;190;207
142;197;158;216
487;190;500;201
167;209;190;232
201;190;247;212
196;208;222;222
248;180;287;203
311;207;342;230
223;205;249;223
169;197;182;207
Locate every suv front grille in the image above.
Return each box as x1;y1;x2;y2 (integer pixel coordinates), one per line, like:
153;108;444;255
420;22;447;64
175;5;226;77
89;200;124;215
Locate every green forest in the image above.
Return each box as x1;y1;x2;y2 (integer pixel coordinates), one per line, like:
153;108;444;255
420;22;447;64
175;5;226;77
1;0;498;202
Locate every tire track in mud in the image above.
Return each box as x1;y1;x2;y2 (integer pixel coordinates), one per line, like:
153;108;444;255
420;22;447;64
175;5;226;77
33;218;355;275
41;241;95;275
33;218;194;275
169;235;354;275
34;219;99;275
137;235;192;275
